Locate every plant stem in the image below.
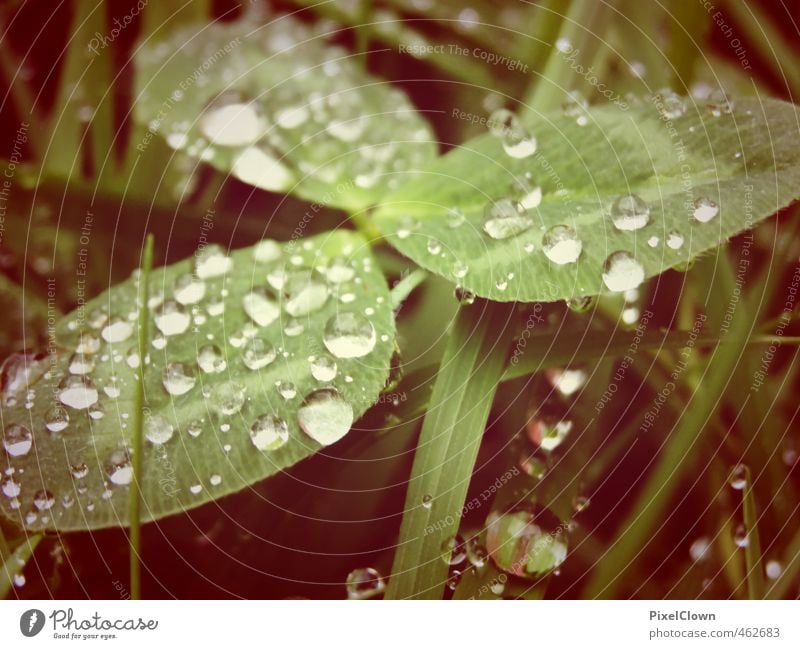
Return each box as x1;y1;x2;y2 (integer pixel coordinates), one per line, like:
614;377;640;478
741;465;765;599
386;301;514;599
0;534;42;599
390;268;428;309
129;233;154;600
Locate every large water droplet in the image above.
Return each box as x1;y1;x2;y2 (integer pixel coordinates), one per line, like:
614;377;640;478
33;489;54;511
692;197;719;223
602;251;645;292
106;448;133;485
323;312;377;359
297;388;353;445
75;331;101;354
173;273;206;305
250;415;289;451
610;194;650;231
528;414;572;451
542;225;582;264
282;269;329;317
441;535;467;566
309;354;337;382
101;317;133;343
232;146;294;192
44;405;70;433
242;338;277;370
3;424;32;457
194;244;233;279
58;376;99;410
197;344;227;374
325;256;355;284
733;523;750;548
211;381;247;416
154;300;191;336
145;414;175;445
666;231;684;250
728;463;748;490
489;109;537;158
243;288;280;327
345;567;386;600
162;362;196;396
483;198;533;240
252;239;282;264
68;352;95;375
486;510;568;577
201;95;267;146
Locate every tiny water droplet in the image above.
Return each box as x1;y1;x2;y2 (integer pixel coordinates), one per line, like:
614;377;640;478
276;380;297;400
666;231;684;250
728;463;748;490
58;376;99;410
733;523;749;548
422;494;433;509
173;273;206;305
692;197;719;223
154;300;191;336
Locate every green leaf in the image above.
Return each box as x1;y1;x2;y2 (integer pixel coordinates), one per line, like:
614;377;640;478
386;302;513;599
133;13;436;211
373;96;800;302
0;533;42;598
0;231;395;531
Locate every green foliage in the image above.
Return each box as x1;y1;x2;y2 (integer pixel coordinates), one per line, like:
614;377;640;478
0;231;395;531
374;97;800;302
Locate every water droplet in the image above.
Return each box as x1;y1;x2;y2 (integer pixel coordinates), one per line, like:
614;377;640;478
602;251;645;292
252;239;282;264
33;489;55;510
520;454;547;480
325;257;355;283
572;495;590;513
162;362;196;396
483;198;533;240
422;494;433;509
647;235;660;248
197;344;227;373
68;352;94;375
210;381;247;416
656;89;687;119
173;273;206;305
452;260;469;279
733;523;749;548
486;510;568;577
145;414;175;445
101;317;133;343
446;208;465;228
489;108;537;158
466;539;487;568
194;244;233;279
233;146;294;192
75;331;101;354
1;476;21;498
209;474;222;486
106;448;133;485
707;89;734;117
345;567;386;600
610;194;650;231
666;231;684;250
70;463;89;480
689;537;711;562
284;319;304;337
242;288;280;327
201;95;266;146
454;286;476;305
250;414;289;451
297;388;353;445
154;300;191;336
323;312;377;359
242;338;277;370
567;296;593;313
58;376;99;410
426;239;442;255
528;414;572;451
542;225;582;264
766;560;783;580
282;269;329;317
126;347;141;369
447;570;462;591
692;197;719;223
547;368;587;396
728;463;748;490
13;573;25;588
441;535;467;566
276;380;297;400
187;419;204;438
309;354;337;382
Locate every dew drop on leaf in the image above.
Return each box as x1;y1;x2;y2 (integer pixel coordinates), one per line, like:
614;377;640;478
610;193;650;231
249;414;289;451
323;312;377;358
58;376;99;410
602;251;645;292
692;197;719;223
483;198;533;240
542;225;582;265
162;362;197;396
345;567;385;600
242;338;277;370
145;414;175;445
297;387;353;445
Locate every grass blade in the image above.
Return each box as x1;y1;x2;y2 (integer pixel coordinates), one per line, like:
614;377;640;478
0;534;42;599
386;302;513;599
741;465;765;599
129;234;154;600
